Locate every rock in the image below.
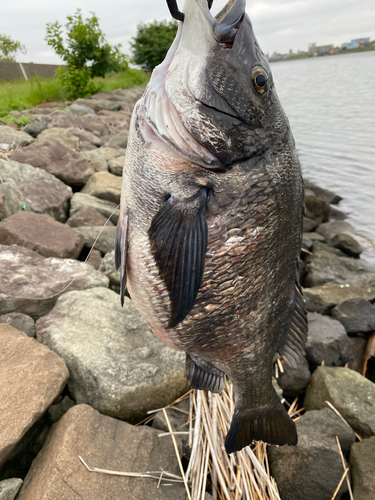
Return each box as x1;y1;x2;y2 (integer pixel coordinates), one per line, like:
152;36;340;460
303;281;375;315
0;183;23;221
0;313;35;338
36;288;189;421
85;249;102;270
312;240;346;257
50;113;109;136
332;298;375;334
305;312;352;368
74;226;116;255
66;207;114;228
305;247;375;287
304;232;326;242
301;234;313;252
268;408;355;500
103;130;129;149
0;191;4;220
99;250;120;293
0;478;23;500
304;180;342;205
304;366;375;438
108;155;125;176
305;194;330;223
0;159;72;222
68;127;103;148
82;146;126;172
70;193;120;224
74;98;122;112
0;324;68;469
22;121;47;138
331;233;363;258
81;171;122;204
277;356;311;399
0;125;34;149
67;104;95;116
303;216;318;233
0;212;85;259
350;436;375;500
48;396;75;423
37;127;79;150
329;206;348;221
0;244;109;319
17;405;186;500
348;336;367;373
10;139;94;187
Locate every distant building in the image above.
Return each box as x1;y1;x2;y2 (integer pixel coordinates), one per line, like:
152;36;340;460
346;38;370;49
308;43;334;56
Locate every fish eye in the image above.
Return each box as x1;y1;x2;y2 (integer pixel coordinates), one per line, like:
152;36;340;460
252;67;268;94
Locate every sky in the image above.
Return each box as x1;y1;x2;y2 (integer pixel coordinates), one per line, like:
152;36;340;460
2;0;375;65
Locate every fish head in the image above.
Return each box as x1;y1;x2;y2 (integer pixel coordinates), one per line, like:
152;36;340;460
145;0;288;169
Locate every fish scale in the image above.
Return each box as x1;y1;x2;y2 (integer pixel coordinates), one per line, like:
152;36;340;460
116;0;307;453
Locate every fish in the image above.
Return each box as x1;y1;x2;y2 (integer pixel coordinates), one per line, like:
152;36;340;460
115;0;308;454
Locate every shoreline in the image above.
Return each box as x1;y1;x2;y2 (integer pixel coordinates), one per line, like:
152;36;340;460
269;44;375;63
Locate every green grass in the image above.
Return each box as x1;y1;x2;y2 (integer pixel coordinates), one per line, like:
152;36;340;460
0;67;149;118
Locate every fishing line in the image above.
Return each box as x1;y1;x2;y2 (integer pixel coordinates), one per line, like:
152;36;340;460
42;204;120;300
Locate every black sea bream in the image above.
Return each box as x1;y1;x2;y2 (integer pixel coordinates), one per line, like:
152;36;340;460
115;0;308;453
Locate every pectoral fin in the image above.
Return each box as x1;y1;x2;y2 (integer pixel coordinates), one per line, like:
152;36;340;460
115;212;128;306
148;189;208;328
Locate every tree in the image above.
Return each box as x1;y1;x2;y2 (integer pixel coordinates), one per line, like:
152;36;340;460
0;34;26;62
131;20;178;72
46;9;128;99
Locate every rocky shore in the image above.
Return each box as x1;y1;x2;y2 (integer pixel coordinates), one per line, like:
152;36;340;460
0;89;375;500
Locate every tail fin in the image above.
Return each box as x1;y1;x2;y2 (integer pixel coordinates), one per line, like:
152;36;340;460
225;392;297;454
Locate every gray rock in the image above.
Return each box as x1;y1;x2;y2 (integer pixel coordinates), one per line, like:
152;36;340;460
22;121;47;138
305;194;330;223
312;240;347;257
0;190;4;220
304;366;375;438
0;159;72;222
68;127;103;148
66;207;114;228
305;312;352;367
350;436;375;500
0;313;35;338
74;226;116;255
0;244;109;319
303;216;319;233
85;248;102;270
277;356;311;399
268;408;355;500
103;130;129;149
49;113;109;136
99;250;120;293
70;192;120;224
36;288;189;422
0;478;23;500
348;336;367;373
67;104;95;116
0;183;23;221
0;125;34;149
304;180;342;204
329;206;348;221
331;233;363;258
303;281;375;315
108;155;125;176
332;298;375;334
82;146;126;172
304;232;326;242
17;405;186;500
37;127;79;150
305;247;375;287
74;98;122;112
81;171;122;204
302;234;313;252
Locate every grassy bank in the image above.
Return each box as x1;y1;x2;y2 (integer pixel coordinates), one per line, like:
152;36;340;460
0;67;149;122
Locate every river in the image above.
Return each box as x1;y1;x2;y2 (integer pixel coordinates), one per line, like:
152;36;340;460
271;51;375;264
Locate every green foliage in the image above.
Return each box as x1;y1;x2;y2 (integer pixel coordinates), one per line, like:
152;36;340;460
0;114;30;126
45;9;128;99
131;20;178;72
0;34;26;62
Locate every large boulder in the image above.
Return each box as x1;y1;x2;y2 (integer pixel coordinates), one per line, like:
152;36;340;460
305;312;352;368
0;312;35;338
37;127;79;150
0;478;23;500
304;194;330;224
70;193;120;224
74;98;122;112
74;226;116;255
0;325;68;469
0;159;72;222
10;139;94;186
277;355;311;399
0;244;109;319
36;287;189;422
316;220;365;257
268;408;355;500
332;298;375;334
0;125;34;149
17;405;186;500
103;130;128;149
304;366;375;438
108;155;125;176
81;172;122;204
304;180;342;204
49;113;109;136
350;436;375;500
82;147;126;173
0;212;85;259
66;207;114;228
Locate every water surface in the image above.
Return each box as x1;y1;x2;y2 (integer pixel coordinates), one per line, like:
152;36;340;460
271;51;375;263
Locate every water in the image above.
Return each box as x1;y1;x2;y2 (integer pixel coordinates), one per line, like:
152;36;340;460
271;51;375;264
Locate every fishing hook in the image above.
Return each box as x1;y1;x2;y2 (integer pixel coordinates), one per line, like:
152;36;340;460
166;0;214;22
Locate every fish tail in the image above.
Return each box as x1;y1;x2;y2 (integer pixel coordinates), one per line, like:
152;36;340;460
224;390;297;454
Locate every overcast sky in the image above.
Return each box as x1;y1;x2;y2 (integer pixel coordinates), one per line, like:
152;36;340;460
3;0;375;65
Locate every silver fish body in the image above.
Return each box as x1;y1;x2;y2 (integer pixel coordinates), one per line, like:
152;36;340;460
116;0;307;453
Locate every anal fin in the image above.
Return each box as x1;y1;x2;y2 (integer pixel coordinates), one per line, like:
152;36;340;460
225;390;297;454
186;354;226;394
